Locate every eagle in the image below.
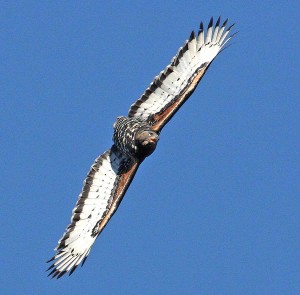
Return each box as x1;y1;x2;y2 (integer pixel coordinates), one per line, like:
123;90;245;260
47;17;235;278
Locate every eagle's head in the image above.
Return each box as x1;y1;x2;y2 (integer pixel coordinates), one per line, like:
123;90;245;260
134;129;159;158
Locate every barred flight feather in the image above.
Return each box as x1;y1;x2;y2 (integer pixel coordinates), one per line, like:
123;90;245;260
128;17;235;131
47;146;138;278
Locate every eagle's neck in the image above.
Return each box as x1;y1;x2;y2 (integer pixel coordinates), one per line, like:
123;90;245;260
113;116;159;160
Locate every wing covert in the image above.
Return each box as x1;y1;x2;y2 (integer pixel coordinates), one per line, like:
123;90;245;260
47;146;140;278
128;17;235;131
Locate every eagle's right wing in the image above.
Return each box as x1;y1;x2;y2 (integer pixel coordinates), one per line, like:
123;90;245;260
128;17;235;132
47;145;140;278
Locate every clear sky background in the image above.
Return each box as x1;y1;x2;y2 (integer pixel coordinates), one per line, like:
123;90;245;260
1;1;299;294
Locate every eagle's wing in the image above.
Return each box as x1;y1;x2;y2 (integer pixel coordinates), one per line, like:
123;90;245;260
47;145;140;278
128;17;235;132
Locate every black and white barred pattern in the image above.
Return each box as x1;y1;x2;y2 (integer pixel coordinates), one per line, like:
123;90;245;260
47;147;137;278
129;17;235;131
113;116;152;157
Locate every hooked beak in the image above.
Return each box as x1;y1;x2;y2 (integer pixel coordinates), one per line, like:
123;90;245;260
150;135;159;143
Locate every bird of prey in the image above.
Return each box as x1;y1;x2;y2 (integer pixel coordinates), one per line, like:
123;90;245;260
47;17;235;278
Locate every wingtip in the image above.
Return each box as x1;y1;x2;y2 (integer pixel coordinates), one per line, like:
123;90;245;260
46;262;56;271
69;264;79;276
189;30;195;41
208;17;213;29
227;23;235;32
199;21;204;31
222;18;229;28
230;31;239;38
47;268;57;278
46;256;55;263
57;271;67;279
81;255;88;267
52;271;60;279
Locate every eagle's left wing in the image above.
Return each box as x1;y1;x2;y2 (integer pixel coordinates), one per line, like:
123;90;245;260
128;17;235;132
47;145;140;278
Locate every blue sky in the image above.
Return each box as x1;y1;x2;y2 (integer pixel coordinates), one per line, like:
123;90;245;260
1;1;299;294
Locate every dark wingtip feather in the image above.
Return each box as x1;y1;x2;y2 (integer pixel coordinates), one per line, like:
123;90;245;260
229;31;239;38
46;262;56;271
215;16;221;27
52;270;60;279
57;271;67;279
208;17;213;29
227;23;235;32
81;255;88;267
46;256;55;263
189;31;195;41
47;268;58;278
69;264;79;276
199;22;204;31
222;18;229;27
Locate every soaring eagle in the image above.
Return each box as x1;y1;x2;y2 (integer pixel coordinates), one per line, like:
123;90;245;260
47;17;235;278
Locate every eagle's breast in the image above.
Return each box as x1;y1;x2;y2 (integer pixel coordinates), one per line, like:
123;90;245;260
113;116;159;160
